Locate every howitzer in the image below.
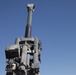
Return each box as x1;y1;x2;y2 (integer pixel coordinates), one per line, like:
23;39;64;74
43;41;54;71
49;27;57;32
5;4;42;75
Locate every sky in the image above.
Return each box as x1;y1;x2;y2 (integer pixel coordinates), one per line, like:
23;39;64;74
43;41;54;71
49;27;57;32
0;0;76;75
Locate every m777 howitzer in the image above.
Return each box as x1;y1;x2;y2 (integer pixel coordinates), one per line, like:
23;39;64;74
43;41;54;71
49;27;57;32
5;4;42;75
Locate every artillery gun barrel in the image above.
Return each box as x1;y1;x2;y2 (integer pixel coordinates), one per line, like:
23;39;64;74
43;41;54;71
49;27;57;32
25;4;35;37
